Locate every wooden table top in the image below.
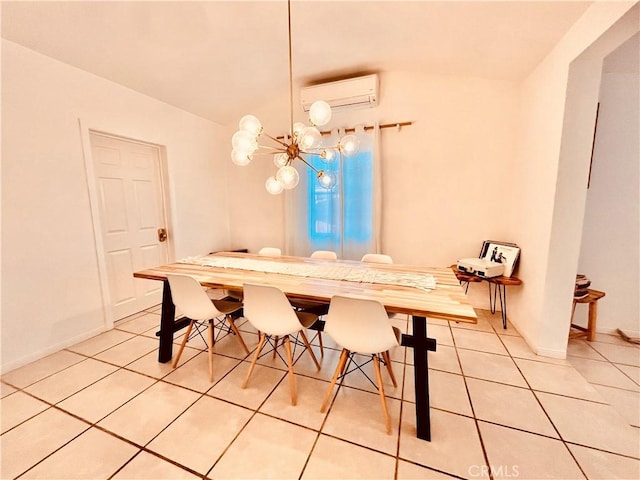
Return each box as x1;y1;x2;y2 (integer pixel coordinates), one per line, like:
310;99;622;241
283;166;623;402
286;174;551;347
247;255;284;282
134;252;477;323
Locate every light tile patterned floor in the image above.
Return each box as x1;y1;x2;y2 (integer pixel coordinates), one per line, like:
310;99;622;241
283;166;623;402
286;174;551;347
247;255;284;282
1;307;639;479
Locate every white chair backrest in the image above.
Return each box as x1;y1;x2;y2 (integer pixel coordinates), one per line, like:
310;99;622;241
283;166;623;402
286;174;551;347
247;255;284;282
361;253;393;264
167;274;218;321
258;247;282;257
310;250;337;260
242;283;302;336
325;295;399;354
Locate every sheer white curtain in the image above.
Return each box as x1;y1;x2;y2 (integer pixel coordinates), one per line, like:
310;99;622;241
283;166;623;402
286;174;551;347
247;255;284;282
285;123;381;260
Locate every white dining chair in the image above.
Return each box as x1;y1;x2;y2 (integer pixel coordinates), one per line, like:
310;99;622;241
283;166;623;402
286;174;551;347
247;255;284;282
320;295;401;434
310;250;338;260
361;252;409;322
361;253;393;264
258;247;282;256
290;250;337;357
167;274;250;382
242;283;321;405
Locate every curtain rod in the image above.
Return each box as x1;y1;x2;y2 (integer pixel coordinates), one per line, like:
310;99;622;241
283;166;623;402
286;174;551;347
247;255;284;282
277;121;412;140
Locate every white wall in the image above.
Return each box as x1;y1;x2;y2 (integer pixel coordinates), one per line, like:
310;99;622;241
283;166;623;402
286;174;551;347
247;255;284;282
226;2;638;358
227;71;520;310
576;43;639;336
506;2;638;357
1;40;231;372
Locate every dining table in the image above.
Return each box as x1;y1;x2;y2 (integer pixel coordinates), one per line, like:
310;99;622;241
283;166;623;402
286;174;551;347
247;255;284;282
133;251;477;441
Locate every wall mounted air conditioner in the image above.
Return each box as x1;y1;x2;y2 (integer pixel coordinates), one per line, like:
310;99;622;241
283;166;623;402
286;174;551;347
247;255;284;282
301;74;379;112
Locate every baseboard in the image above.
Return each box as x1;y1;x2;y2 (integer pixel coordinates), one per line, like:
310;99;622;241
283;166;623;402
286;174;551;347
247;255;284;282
515;325;568;359
1;325;106;375
533;345;568;359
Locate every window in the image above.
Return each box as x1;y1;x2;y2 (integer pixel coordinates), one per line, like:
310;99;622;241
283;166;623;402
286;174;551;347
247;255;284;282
307;151;373;247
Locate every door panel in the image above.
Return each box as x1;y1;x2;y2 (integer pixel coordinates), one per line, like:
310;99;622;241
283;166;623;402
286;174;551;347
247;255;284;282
90;133;168;320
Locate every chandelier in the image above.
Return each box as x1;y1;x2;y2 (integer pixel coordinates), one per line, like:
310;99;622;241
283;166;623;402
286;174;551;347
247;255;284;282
230;1;360;195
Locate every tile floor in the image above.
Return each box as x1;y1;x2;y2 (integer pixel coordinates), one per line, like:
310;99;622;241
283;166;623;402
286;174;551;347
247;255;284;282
1;306;639;479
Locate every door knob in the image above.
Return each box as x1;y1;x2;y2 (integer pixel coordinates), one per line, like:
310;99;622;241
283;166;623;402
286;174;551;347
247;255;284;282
157;228;167;242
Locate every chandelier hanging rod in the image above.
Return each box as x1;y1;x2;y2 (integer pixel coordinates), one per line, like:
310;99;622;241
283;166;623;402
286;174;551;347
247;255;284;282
287;0;294;137
275;121;413;140
231;0;365;194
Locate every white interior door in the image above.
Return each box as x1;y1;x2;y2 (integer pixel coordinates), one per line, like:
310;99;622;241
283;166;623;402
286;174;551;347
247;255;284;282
90;132;169;320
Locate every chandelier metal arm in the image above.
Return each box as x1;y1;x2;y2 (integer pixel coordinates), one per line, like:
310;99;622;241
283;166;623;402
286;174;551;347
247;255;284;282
252;146;287;155
261;131;290;148
295;155;321;175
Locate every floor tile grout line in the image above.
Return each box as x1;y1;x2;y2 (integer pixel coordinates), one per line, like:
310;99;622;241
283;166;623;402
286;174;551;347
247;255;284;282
563;439;640;461
0;353;89;391
16;358;127;408
12;415;95;480
10;387;204;480
65;330;143;359
394;322;410;480
448;318;493;479
584;377;640;394
5;306;638;479
204;368;293;478
494;329;590;480
602;352;640;386
12;394;197;480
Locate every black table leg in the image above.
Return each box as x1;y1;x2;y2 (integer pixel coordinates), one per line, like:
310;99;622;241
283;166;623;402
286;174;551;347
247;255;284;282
488;281;498;314
401;315;437;441
497;283;507;329
158;280;176;363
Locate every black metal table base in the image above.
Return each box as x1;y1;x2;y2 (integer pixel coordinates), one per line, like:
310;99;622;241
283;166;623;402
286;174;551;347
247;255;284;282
401;316;437;441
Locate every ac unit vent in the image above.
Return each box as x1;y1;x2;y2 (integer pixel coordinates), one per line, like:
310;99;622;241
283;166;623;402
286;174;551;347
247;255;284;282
301;74;379;112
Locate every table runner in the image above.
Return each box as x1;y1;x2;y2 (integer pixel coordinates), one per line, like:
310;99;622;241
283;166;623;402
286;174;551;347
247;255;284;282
178;255;436;291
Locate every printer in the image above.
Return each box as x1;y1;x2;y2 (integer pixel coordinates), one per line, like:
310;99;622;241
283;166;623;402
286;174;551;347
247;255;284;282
456;258;504;278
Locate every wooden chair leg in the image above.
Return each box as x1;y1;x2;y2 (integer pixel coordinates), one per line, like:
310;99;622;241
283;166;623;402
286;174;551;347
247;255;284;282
227;315;250;354
273;336;279;359
320;349;348;413
172;320;194;369
587;301;598;342
208;320;215;382
284;336;297;405
373;355;392;434
381;351;397;388
299;330;321;370
317;331;324;357
243;333;266;388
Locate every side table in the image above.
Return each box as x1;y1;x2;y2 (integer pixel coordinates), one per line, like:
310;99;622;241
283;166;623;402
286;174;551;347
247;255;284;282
451;265;522;329
487;275;523;329
570;289;605;341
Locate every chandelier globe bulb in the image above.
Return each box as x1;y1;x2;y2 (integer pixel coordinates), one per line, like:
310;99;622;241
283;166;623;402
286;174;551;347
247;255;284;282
339;134;360;157
299;126;322;150
265;176;284;195
238;115;262;137
292;122;306;140
309;100;332;126
318;170;336;189
273;152;289;167
276;165;300;189
232;130;258;152
231;148;252;166
320;148;336;163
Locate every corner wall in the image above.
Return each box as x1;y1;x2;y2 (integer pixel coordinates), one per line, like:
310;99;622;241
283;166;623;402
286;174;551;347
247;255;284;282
1;40;231;373
506;2;638;357
227;70;520;290
576;46;640;337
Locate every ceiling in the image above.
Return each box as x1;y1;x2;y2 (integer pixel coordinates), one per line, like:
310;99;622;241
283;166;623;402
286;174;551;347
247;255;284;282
1;1;593;125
